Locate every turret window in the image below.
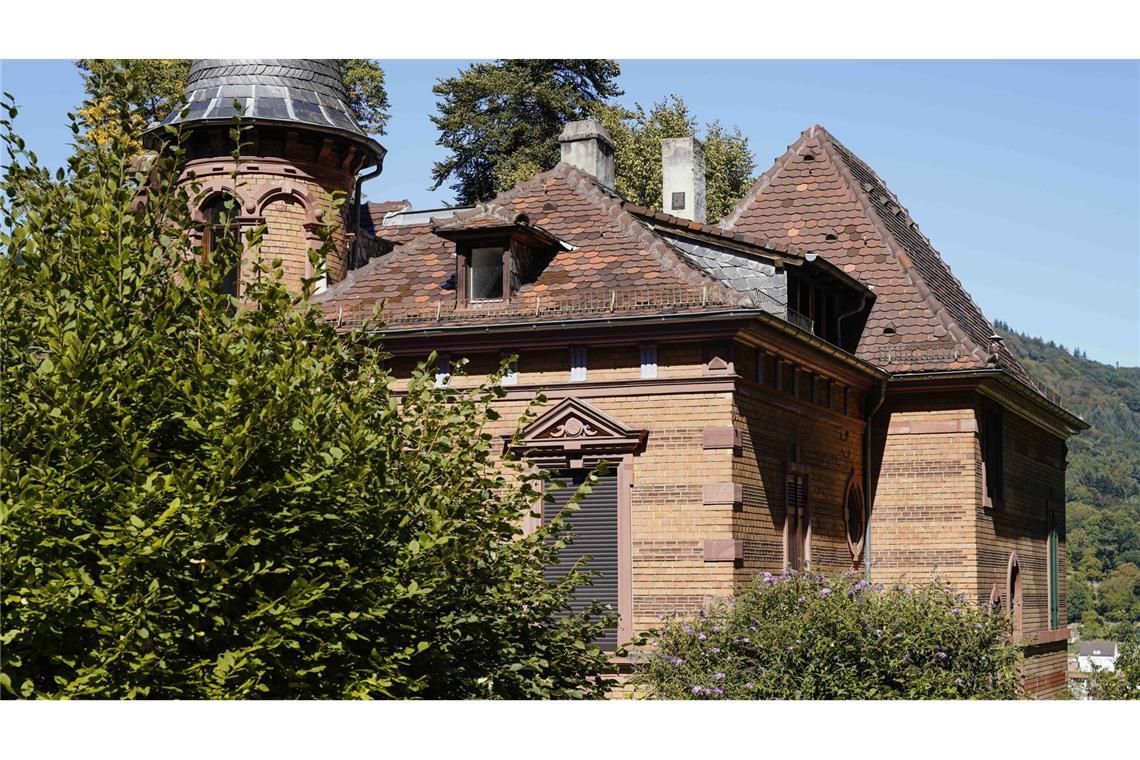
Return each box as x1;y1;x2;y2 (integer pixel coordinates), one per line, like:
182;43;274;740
201;195;241;298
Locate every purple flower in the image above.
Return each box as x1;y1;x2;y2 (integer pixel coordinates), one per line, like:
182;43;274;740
819;588;832;598
709;647;721;654
683;623;694;635
955;678;965;686
749;626;757;633
691;685;703;695
713;672;726;680
698;633;707;641
795;639;802;644
974;623;983;629
744;682;755;690
936;651;948;660
763;572;774;584
698;608;706;619
853;579;869;592
667;656;684;666
798;596;806;603
874;628;882;635
736;637;750;644
787;646;795;652
951;608;961;615
711;687;724;695
712;626;722;633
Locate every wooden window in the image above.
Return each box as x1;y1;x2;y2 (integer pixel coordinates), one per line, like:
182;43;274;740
785;451;811;571
468;246;505;301
845;475;866;563
201;195;240;298
500;352;518;386
981;401;1005;508
434;354;451;387
569;347;588;383
1007;552;1023;639
1048;509;1061;630
640;344;658;380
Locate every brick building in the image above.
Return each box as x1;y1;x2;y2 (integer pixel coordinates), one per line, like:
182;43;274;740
152;60;1087;697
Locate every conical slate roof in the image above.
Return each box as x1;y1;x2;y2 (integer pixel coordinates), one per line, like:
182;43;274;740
150;59;384;163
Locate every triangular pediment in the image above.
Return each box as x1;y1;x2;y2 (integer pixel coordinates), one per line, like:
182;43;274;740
520;397;642;445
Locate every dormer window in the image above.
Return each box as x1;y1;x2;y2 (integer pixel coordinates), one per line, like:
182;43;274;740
469;246;506;301
433;210;565;308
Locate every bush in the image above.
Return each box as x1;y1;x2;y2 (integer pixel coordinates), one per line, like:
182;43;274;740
0;77;613;699
636;570;1021;699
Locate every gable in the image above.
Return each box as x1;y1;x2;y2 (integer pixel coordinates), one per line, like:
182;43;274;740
721;125;1032;383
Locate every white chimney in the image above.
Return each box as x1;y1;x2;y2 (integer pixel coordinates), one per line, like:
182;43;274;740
558;119;615;189
661;136;706;223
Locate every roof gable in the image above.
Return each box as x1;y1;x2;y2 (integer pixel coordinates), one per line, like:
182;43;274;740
721;125;1031;382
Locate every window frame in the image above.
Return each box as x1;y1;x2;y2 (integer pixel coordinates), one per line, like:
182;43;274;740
1048;507;1061;630
199;194;243;298
844;473;866;564
784;453;811;571
980;399;1005;509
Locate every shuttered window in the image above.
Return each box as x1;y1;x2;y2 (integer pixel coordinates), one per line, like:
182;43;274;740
543;471;619;650
1048;511;1061;630
785;473;810;571
981;402;1004;507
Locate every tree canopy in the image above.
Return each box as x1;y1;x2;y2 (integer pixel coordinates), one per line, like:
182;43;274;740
430;59;624;204
596;95;756;223
0;83;612;699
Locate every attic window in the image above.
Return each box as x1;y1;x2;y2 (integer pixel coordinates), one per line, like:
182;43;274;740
882;326;896;336
802;152;815;161
469;246;505;301
825;233;838;242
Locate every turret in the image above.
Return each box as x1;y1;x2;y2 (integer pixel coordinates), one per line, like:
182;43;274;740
146;59;386;293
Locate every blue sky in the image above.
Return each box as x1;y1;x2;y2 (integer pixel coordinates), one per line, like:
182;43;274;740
3;59;1137;366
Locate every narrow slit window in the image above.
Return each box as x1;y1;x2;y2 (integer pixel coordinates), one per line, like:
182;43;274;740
640;344;658;380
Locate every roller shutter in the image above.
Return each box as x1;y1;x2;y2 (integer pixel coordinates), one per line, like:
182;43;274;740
543;470;619;650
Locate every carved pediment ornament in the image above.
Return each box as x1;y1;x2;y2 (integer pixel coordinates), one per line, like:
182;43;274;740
549;416;599;439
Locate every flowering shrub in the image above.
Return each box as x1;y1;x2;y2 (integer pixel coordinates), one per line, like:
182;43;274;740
636;571;1021;699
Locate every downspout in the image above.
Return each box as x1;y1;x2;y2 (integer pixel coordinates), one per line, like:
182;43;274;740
863;376;888;581
349;155;385;270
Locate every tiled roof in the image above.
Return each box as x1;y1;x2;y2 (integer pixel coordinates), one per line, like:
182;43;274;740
720;124;1032;383
317;162;749;329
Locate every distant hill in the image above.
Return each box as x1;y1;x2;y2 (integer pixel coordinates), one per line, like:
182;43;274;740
995;321;1140;630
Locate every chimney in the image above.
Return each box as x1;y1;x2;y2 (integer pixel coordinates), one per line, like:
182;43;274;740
558;119;615;189
661;136;706;223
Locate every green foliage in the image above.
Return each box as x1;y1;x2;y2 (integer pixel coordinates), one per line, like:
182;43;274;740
596;95;756;223
339;59;391;136
636;571;1021;699
430;59;623;204
0;81;612;699
1087;624;1140;700
995;321;1140;628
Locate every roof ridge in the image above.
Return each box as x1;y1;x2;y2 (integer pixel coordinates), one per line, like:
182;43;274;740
719;127;816;230
812;130;990;368
817;130;1030;376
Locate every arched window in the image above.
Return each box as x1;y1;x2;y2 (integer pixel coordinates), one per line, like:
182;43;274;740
200;195;241;298
844;474;866;563
1007;552;1023;638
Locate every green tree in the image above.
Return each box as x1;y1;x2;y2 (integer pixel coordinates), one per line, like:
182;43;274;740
430;59;623;204
0;84;612;699
75;59;391;152
597;95;756;224
1088;625;1140;700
